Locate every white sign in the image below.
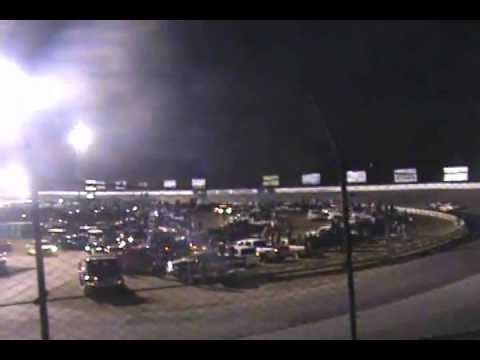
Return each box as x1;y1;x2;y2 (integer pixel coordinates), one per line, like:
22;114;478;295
192;178;206;189
302;173;321;185
394;168;418;183
443;166;468;182
263;175;280;187
84;180;106;192
138;182;148;188
115;180;127;190
347;171;367;184
163;180;177;189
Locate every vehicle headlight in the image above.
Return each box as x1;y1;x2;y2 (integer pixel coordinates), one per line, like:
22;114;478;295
85;246;91;251
51;246;58;252
117;279;123;285
93;276;99;281
84;275;90;281
201;246;207;251
256;251;260;257
274;248;279;253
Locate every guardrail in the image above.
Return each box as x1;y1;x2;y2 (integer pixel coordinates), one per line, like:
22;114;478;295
395;206;465;227
275;182;480;193
0;182;477;203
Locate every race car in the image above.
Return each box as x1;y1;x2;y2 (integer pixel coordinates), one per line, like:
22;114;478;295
429;202;463;213
26;240;59;256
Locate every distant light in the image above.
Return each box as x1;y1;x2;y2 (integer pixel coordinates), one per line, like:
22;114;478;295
75;209;80;214
21;213;27;219
132;206;138;211
58;198;64;205
68;122;93;154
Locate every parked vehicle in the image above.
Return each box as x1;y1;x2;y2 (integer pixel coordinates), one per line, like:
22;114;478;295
306;209;329;221
0;252;7;275
118;246;165;275
166;252;245;285
78;255;125;295
26;240;59;256
0;240;12;253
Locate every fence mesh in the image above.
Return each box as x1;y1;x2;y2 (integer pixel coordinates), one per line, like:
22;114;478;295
0;195;467;339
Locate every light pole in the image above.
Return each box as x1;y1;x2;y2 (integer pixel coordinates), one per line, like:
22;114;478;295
0;55;86;340
309;96;358;340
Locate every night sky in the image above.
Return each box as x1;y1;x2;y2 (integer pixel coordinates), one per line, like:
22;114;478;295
1;20;480;189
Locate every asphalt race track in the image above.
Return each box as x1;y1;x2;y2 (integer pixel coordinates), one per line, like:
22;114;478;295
3;189;480;339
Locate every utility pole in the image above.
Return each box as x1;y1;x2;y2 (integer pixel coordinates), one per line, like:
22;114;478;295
26;141;50;340
309;97;358;340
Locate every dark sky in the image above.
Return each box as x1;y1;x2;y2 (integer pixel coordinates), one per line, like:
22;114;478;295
1;20;480;188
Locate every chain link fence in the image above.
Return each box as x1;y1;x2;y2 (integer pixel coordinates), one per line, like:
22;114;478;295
0;197;469;339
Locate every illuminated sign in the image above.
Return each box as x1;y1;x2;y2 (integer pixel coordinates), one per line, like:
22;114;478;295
347;171;367;184
302;173;321;185
262;175;280;187
443;166;468;182
115;180;127;190
84;180;105;192
138;182;148;189
394;168;418;183
163;180;177;189
192;178;206;189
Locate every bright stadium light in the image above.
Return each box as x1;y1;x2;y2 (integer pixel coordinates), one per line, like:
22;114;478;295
68;122;94;154
0;162;30;199
0;57;32;145
0;56;76;146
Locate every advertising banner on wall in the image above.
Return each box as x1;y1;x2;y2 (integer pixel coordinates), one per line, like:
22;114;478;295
114;180;127;190
192;178;207;189
443;166;469;182
137;182;148;189
394;168;418;183
301;173;321;185
163;180;176;189
262;175;280;187
347;170;367;184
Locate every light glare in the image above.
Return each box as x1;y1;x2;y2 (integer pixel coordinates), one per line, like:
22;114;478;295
68;122;93;154
0;163;30;199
